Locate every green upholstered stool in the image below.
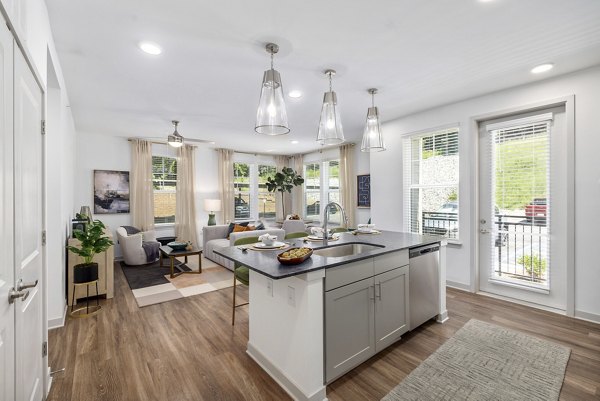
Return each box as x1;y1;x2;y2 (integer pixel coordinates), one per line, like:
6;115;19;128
331;227;349;233
284;231;308;240
232;236;259;325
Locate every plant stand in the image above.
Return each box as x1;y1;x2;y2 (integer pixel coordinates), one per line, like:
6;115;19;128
70;280;101;318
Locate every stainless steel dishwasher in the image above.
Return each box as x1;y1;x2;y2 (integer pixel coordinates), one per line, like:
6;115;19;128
409;243;440;330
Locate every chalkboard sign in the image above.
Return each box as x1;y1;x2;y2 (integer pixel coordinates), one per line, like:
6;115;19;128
357;174;371;208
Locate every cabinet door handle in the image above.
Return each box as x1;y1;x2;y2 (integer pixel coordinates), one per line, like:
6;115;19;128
375;282;382;300
369;285;375;300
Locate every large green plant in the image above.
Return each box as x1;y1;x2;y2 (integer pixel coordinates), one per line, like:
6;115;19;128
266;167;304;217
67;220;114;265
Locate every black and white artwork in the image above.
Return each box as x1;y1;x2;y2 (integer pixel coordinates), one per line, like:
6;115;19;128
94;170;130;214
357;174;371;208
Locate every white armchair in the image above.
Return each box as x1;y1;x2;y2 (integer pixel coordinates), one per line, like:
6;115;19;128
116;227;160;265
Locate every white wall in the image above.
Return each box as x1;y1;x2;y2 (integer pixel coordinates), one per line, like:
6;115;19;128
371;66;600;321
74;133;219;258
0;0;79;327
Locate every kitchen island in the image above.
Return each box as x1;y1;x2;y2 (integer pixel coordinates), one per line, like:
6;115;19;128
215;230;447;401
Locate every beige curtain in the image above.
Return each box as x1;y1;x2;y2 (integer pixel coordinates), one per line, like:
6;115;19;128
175;145;199;246
339;144;356;228
218;149;234;223
274;155;288;220
130;139;155;231
291;154;304;217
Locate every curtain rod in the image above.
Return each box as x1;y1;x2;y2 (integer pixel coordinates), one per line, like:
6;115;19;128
217;142;356;158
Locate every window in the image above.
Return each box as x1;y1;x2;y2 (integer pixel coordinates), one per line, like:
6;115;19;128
152;156;177;224
233;161;277;221
303;159;340;222
403;128;459;239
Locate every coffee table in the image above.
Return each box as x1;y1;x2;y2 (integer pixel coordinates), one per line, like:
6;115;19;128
159;246;203;278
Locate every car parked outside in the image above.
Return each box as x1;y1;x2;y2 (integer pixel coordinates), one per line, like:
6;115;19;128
525;198;547;222
235;197;250;219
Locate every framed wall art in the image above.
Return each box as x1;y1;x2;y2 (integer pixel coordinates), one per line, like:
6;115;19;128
357;174;371;208
93;170;130;214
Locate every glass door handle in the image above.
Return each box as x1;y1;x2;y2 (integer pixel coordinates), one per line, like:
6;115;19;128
480;228;490;234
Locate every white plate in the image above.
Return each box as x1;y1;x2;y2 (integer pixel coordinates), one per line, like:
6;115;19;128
356;229;378;234
307;234;338;241
253;241;287;249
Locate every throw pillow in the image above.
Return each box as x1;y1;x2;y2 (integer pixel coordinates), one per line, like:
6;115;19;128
226;221;249;238
245;225;256;231
255;222;265;230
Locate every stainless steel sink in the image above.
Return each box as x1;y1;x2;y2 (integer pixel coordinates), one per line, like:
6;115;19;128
313;243;384;258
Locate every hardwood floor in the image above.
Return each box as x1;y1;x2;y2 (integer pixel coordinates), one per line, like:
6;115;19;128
48;265;600;401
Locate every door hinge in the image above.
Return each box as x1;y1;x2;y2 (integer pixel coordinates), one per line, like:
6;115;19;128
42;230;46;246
41;120;45;135
42;341;48;357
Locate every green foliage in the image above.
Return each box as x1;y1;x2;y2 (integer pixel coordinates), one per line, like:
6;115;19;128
422;149;442;159
66;220;114;265
447;190;458;202
266;167;304;216
495;136;547;210
266;167;304;194
517;255;547;278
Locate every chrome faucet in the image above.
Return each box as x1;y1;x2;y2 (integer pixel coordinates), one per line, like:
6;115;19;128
322;202;348;246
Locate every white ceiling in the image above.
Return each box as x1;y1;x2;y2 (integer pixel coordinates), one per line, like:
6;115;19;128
47;0;600;155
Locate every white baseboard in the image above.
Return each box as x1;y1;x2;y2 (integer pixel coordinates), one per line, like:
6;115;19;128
575;310;600;324
246;342;328;401
446;280;471;292
48;304;67;329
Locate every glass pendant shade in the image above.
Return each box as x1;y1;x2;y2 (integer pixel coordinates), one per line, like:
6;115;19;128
317;70;344;145
255;68;290;135
361;106;385;152
168;120;184;148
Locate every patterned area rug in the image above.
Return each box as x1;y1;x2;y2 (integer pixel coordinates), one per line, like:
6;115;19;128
382;319;570;401
120;257;233;307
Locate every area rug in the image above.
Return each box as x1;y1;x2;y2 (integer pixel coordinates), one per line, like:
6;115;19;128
382;319;570;401
120;257;233;307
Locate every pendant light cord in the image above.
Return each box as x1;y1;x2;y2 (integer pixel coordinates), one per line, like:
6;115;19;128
329;72;333;92
372;92;375;107
271;52;274;70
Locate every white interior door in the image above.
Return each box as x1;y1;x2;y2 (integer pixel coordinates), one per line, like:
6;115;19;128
14;46;44;401
478;106;567;310
0;20;15;401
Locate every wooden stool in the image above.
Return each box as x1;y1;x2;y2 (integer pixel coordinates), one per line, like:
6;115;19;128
70;280;101;318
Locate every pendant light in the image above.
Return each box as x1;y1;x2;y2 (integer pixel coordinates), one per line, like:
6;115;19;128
317;69;344;145
361;88;386;152
168;120;184;148
255;43;290;135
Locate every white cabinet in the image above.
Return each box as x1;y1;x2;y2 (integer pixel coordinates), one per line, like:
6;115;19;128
375;266;409;352
325;250;409;383
325;277;375;382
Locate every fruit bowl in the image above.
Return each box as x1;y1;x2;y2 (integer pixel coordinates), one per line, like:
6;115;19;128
277;247;313;265
167;241;187;251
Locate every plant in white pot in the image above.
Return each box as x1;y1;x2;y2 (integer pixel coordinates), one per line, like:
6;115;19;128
67;219;114;283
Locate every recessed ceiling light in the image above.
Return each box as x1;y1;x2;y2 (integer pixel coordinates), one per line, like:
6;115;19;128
291;140;299;144
531;63;554;74
288;90;303;98
139;42;162;55
265;149;274;152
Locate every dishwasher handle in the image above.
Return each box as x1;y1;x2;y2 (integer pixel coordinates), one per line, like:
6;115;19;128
409;244;440;258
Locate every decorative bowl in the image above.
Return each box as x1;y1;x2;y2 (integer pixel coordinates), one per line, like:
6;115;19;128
167;241;187;251
277;247;313;265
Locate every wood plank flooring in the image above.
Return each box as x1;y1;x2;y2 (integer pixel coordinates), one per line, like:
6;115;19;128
48;265;600;401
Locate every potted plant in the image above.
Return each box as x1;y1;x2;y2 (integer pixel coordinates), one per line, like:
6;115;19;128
266;167;304;218
67;219;114;283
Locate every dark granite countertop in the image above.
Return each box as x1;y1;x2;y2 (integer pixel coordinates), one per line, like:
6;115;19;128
214;230;443;280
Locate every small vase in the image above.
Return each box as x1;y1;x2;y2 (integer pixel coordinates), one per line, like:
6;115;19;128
73;262;99;283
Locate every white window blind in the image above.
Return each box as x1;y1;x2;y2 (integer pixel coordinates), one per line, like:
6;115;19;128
488;116;551;287
403;128;459;239
152;156;177;224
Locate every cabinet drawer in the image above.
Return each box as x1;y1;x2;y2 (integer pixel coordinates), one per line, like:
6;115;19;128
325;258;374;291
373;249;408;275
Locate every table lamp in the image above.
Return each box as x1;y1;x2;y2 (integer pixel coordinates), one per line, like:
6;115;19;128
204;199;222;226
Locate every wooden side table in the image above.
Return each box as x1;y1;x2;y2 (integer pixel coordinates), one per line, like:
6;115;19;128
159;246;203;278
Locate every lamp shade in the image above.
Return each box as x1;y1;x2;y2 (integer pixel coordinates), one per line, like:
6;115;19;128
361;106;385;152
204;199;222;212
317;91;344;145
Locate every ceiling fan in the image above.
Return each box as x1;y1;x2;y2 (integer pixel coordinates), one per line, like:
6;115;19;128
139;120;215;146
